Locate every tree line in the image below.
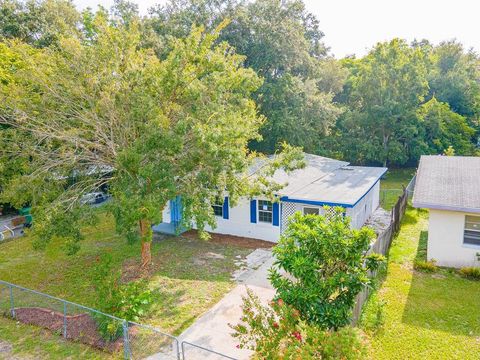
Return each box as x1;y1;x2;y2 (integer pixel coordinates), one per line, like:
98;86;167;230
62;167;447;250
1;0;479;168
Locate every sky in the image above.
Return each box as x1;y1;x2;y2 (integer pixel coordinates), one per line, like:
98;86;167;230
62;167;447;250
73;0;480;58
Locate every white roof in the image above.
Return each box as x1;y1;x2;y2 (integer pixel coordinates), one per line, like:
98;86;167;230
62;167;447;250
253;153;387;207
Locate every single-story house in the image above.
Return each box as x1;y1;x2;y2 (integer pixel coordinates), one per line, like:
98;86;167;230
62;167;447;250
413;155;480;268
153;154;387;243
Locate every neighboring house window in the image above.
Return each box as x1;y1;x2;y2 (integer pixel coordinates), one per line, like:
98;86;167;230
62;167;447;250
464;215;480;246
303;207;319;215
212;199;223;217
258;200;273;223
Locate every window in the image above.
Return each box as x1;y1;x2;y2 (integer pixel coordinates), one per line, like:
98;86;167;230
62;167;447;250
258;200;273;223
464;215;480;246
303;207;320;215
212;198;223;217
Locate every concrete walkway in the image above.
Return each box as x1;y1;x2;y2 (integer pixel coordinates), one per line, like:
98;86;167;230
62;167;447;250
178;249;276;360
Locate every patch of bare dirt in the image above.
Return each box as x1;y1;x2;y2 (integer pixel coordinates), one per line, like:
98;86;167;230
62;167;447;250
8;308;136;353
122;259;146;282
182;230;273;249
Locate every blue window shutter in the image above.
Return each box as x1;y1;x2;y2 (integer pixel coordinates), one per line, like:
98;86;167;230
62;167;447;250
223;197;229;220
250;199;257;223
273;202;279;226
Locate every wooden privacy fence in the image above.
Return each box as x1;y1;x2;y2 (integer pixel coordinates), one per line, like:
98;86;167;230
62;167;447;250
352;185;409;324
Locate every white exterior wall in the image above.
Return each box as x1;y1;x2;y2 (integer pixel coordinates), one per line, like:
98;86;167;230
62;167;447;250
159;180;381;242
347;181;380;229
203;198;280;243
427;209;480;268
161;198;281;242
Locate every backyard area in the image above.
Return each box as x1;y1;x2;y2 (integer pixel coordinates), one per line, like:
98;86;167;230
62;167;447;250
380;168;416;210
0;213;256;359
361;207;480;359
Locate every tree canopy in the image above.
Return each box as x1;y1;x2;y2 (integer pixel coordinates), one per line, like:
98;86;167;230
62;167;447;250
0;12;303;266
2;0;478;169
148;0;346;154
323;39;479;166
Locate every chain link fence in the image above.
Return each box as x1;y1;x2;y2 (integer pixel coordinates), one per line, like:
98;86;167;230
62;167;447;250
0;280;180;359
0;280;240;359
380;174;416;210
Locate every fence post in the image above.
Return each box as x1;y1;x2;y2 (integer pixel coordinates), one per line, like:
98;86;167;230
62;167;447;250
181;342;186;360
9;285;15;318
63;301;67;338
123;320;130;359
175;339;181;360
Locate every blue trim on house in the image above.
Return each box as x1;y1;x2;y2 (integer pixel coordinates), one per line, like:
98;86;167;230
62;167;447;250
280;197;354;208
272;202;279;226
250;199;257;223
223;196;229;219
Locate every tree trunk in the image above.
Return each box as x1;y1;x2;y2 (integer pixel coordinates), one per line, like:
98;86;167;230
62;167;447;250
139;219;152;269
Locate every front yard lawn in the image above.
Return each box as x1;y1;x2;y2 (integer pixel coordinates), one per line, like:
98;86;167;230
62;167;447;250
0;212;253;359
362;207;480;359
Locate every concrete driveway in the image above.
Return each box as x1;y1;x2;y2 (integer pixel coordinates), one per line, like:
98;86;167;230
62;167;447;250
178;249;276;360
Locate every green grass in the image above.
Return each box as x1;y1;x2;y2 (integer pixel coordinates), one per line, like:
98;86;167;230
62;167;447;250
362;207;480;359
380;168;416;210
0;213;252;359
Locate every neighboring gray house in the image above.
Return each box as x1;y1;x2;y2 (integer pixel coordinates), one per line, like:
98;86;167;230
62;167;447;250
154;154;387;243
413;155;480;267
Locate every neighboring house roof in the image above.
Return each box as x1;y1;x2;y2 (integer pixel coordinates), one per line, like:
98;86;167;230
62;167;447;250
412;155;480;213
253;153;387;207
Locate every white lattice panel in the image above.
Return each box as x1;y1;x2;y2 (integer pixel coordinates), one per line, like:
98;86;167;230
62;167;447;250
324;206;341;221
281;202;298;233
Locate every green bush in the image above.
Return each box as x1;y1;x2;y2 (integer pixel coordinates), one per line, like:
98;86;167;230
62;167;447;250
413;259;438;272
92;254;152;340
459;266;480;280
231;289;368;360
269;209;384;329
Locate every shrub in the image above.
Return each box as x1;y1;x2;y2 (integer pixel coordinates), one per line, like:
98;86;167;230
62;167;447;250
92;254;152;340
414;259;438;272
231;289;368;360
269;209;384;329
459;266;480;280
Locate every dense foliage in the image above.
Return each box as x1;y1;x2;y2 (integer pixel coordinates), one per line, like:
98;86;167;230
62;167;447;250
147;0;346;154
231;289;368;359
324;39;480;166
1;0;479;172
0;5;303;266
145;0;480;164
269;210;384;329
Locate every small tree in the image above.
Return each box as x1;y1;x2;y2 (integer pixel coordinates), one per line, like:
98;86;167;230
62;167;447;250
269;209;384;329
